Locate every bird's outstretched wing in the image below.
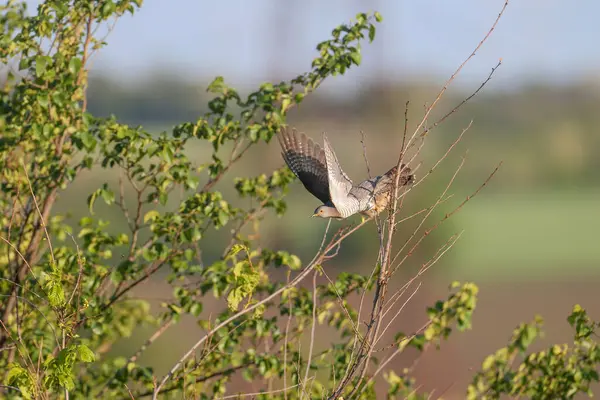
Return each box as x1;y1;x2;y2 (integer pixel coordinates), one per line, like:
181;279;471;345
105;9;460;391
278;127;331;204
323;134;360;218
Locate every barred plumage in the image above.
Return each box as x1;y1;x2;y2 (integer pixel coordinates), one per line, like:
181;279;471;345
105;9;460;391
277;127;414;219
278;126;330;205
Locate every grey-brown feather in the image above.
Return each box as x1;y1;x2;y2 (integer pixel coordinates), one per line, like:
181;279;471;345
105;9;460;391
278;127;331;205
362;165;414;217
323;135;414;218
278;127;414;219
322;136;354;217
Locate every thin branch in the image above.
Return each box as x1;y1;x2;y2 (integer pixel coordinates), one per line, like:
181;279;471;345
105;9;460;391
222;199;269;258
23;162;55;264
302;271;319;397
0;385;22;394
283;270;293;400
66;232;85;307
0;294;60;347
217;383;301;400
382;233;462;320
201;142;253;193
396;121;472;204
0;182;59;347
359;130;372;179
328;6;509;396
153;218;372;398
0;238;42;292
375;282;422;346
390;161;502;276
402;0;509;156
361;321;431;394
97;318;174;398
133;364;248;398
389;154;468;274
425;60;502;133
319;269;362;341
77;14;94;111
400;100;410;158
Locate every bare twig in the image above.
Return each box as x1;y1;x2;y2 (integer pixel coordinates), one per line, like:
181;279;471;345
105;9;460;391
0;294;59;347
23;162;55;264
327;4;509;397
302;270;319;397
359;130;372;179
382;233;462;320
66;232;85;307
201;142;253;193
402;0;509;156
77;15;94;111
133;364;249;398
375;282;422;345
396;121;472;202
390;154;469;274
361;321;430;393
391;161;502;276
283;270;293;400
319;269;362;340
425;60;502;133
217;383;301;400
97;318;174;397
400;100;410;158
0;178;59;346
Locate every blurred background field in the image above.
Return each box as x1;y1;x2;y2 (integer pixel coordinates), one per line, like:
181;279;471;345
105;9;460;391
25;0;600;397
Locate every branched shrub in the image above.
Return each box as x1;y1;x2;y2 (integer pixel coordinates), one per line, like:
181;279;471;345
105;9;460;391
1;1;598;399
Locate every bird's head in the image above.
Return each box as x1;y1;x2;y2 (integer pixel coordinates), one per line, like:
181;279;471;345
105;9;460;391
312;205;342;219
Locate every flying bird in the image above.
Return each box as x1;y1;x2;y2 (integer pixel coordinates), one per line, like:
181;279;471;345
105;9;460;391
277;127;414;219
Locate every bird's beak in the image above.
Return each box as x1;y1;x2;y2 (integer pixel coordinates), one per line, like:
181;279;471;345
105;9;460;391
311;213;318;218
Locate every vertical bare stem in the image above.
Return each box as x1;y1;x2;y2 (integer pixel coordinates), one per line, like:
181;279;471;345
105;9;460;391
302;270;319;397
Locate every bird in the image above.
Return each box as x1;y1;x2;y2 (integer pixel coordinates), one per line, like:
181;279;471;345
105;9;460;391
277;126;414;220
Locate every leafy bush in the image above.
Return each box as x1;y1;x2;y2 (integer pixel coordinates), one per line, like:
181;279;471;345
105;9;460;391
1;1;598;399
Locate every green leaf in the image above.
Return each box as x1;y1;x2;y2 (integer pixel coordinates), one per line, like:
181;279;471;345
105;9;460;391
101;187;114;205
287;255;301;270
19;57;29;71
35;55;49;78
44;273;65;308
229;244;247;257
76;345;95;363
369;25;376;42
101;1;116;17
87;191;98;214
159;192;168;206
143;210;160;223
227;287;244;312
281;97;291;112
217;210;229;227
87;184;114;214
68;57;82;75
0;7;403;399
37;94;49;108
227;261;260;311
6;364;34;399
207;76;225;93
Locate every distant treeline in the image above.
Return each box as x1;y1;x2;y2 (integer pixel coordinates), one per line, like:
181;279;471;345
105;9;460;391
86;73;600;188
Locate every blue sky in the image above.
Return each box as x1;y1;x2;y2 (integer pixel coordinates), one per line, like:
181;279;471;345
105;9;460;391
25;0;600;91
